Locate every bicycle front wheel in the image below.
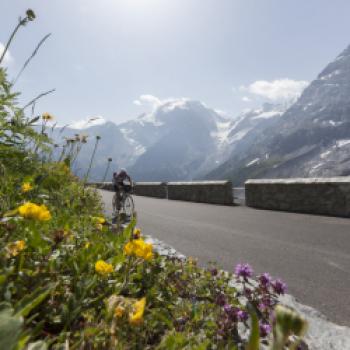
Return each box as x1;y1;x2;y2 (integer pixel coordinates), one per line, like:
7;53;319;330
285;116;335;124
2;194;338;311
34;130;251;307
123;195;134;218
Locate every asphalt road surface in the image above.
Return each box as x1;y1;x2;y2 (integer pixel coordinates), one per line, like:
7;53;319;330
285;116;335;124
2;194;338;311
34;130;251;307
99;190;350;326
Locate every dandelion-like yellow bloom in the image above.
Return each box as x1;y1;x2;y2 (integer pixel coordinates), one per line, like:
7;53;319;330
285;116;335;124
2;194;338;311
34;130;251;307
92;216;106;224
129;297;146;325
133;227;141;239
133;240;146;258
141;243;154;261
123;239;153;261
17;202;51;221
21;182;33;193
6;240;26;257
95;260;113;275
123;241;134;256
84;242;91;249
115;306;125;318
42;112;54;121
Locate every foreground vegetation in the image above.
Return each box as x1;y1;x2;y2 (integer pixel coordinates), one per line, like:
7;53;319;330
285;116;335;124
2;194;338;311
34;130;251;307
0;9;307;349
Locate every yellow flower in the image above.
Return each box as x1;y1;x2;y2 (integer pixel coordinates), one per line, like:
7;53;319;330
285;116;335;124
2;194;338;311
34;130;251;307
84;242;91;249
132;239;146;258
129;297;146;325
123;239;153;261
123;241;134;256
21;182;33;193
133;227;141;239
95;260;113;275
115;306;125;318
142;243;154;261
6;240;26;257
135;240;153;261
92;216;105;224
42;112;54;121
17;202;51;221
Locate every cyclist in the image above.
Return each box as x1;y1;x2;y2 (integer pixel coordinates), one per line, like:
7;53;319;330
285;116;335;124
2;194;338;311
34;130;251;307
112;168;133;211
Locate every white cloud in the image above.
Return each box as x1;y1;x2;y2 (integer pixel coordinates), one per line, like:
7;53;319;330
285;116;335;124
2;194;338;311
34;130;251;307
69;116;106;129
242;96;252;102
133;94;162;110
240;79;309;102
0;42;13;65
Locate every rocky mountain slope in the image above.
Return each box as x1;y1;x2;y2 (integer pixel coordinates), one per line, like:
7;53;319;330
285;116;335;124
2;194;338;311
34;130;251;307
207;44;350;184
53;43;350;183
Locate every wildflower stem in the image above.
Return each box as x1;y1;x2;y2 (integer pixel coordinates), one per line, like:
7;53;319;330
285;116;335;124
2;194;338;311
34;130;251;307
0;17;26;65
12;33;51;85
84;136;100;183
101;159;112;183
22;88;56;110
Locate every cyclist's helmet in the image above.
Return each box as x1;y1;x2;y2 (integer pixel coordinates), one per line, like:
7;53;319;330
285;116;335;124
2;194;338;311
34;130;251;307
119;168;127;175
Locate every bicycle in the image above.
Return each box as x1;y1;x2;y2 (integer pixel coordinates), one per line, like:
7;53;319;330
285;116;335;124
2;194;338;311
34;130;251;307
112;184;135;223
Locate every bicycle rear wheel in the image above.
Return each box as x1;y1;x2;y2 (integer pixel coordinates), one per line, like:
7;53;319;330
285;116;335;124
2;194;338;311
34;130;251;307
123;194;134;218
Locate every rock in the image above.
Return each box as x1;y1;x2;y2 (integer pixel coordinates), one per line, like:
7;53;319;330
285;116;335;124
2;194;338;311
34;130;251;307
280;294;350;350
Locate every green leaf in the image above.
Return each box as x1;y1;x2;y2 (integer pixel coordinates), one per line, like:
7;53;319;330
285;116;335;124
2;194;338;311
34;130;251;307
245;305;260;350
0;307;23;350
14;286;52;318
0;275;7;286
27;341;48;350
14;335;30;350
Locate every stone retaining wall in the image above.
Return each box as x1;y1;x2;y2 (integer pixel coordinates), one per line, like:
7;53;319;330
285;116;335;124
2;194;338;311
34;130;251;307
134;182;167;198
245;177;350;217
88;181;234;205
167;181;233;205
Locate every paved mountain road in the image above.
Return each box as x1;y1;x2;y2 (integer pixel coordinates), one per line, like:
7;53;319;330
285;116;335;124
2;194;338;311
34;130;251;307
99;190;350;326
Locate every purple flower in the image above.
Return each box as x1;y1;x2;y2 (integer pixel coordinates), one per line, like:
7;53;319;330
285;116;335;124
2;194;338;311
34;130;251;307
223;304;233;314
259;322;272;337
215;293;226;306
272;278;287;295
235;263;253;279
224;304;242;320
258;302;269;313
258;298;273;315
210;268;218;276
244;287;253;299
258;273;272;288
236;309;248;322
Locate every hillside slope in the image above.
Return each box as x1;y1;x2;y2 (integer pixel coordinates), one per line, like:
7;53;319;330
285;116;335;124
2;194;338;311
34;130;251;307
207;44;350;184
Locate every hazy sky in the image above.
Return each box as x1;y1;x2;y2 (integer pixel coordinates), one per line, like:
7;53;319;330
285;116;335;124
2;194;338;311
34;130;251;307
2;0;350;125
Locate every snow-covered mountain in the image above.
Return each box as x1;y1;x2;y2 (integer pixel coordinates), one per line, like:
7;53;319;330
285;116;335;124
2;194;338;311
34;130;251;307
124;99;228;180
52;98;289;181
207;44;350;183
52;99;235;181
